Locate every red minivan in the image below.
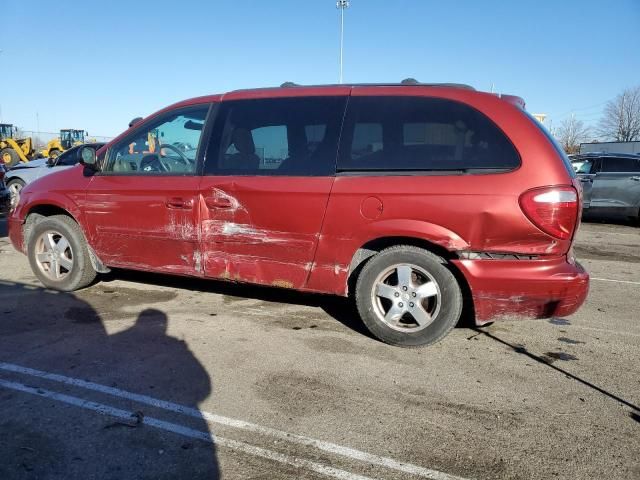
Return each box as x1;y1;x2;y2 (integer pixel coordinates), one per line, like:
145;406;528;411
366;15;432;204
7;84;589;346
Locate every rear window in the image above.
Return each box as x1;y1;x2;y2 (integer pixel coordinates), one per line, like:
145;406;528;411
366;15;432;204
337;96;521;172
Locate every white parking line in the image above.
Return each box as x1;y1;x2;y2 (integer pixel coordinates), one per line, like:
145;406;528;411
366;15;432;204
591;277;640;285
0;378;374;480
0;362;468;480
580;230;640;237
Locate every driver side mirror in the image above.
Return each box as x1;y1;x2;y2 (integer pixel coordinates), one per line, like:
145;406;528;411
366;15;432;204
46;157;56;167
78;146;98;170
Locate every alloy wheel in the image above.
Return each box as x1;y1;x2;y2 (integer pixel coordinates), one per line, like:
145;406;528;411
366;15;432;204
370;263;441;332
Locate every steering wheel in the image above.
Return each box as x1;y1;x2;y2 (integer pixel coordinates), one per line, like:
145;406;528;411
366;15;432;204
139;154;168;173
159;143;192;165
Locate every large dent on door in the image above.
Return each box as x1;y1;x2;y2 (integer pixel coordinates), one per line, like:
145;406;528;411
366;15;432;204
200;187;316;288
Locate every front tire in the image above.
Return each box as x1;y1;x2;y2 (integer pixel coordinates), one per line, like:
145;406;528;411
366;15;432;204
7;178;25;208
27;215;97;291
355;245;462;347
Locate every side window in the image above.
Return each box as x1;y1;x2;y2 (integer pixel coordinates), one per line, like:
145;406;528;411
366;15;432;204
574;159;595;174
205;96;348;176
600;157;640;173
104;105;209;175
352;123;383;160
338;96;521;172
56;148;78;166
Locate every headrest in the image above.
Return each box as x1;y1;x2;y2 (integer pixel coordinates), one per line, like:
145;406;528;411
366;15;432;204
232;128;255;155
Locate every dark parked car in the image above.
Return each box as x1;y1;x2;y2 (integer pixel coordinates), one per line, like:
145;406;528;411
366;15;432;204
572;153;640;222
0;164;10;215
8;83;589;347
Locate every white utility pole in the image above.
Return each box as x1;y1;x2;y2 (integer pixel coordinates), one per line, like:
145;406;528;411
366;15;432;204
337;0;350;83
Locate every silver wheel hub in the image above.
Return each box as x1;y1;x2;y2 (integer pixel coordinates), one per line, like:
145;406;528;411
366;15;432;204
8;183;22;207
34;230;74;281
371;263;441;332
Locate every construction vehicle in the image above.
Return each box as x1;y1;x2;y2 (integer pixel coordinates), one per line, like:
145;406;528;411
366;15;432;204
41;129;87;159
0;124;37;168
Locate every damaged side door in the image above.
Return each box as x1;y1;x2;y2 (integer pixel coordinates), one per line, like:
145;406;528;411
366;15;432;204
84;104;211;274
198;94;348;288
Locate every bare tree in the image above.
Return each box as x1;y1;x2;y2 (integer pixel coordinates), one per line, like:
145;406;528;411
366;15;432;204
555;115;591;154
598;86;640;142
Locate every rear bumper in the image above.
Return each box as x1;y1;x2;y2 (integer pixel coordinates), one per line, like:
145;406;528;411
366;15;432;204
8;214;25;254
453;256;589;324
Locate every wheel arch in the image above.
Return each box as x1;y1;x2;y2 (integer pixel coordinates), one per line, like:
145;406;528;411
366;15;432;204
6;175;26;185
347;235;476;326
23;204;109;274
24;204;79;246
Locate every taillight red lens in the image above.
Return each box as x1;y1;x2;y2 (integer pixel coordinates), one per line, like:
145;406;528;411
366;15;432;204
519;186;579;240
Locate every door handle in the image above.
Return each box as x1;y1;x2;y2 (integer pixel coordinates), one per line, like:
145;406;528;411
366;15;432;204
631;176;640;181
205;197;233;209
166;197;193;209
579;177;593;183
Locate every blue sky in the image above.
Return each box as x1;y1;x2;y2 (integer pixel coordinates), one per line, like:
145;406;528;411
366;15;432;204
1;0;638;139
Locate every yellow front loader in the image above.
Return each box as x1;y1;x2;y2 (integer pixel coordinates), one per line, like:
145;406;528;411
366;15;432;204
41;129;86;159
0;124;36;167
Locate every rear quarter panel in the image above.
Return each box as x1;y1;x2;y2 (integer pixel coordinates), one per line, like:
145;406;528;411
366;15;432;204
306;87;575;295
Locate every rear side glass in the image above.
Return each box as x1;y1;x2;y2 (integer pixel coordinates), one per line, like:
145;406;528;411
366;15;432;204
205;96;348;176
600;157;640;173
338;96;520;172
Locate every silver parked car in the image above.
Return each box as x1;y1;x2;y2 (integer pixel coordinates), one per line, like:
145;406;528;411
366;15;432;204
5;143;105;206
573;153;640;221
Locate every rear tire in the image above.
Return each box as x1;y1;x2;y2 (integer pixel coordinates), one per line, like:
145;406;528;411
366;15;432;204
27;215;97;291
355;245;462;347
1;148;19;168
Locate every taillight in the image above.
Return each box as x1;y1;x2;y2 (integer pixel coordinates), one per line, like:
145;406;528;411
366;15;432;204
519;186;579;240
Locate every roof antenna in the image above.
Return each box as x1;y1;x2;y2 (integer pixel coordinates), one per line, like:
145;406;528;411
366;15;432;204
401;78;419;85
280;82;299;88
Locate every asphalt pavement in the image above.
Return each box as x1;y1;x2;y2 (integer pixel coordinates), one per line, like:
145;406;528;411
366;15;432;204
0;215;638;480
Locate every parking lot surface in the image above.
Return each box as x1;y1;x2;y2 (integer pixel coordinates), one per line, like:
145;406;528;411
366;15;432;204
0;216;638;480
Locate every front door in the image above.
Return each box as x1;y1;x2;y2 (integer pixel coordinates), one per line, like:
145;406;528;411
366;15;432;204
574;157;599;208
84;104;210;275
198;94;348;289
591;156;640;215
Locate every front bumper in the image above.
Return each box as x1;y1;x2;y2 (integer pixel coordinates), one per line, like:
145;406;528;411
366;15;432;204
453;256;589;324
8;214;25;254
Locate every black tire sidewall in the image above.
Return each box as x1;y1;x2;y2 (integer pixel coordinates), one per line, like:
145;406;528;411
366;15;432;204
2;148;19;168
356;247;462;347
8;178;25;190
27;216;92;291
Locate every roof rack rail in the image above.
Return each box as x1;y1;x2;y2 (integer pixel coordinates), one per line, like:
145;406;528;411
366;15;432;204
277;81;476;90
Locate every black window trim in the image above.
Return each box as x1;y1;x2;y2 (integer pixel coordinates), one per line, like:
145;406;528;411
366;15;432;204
98;103;214;177
597;156;640;174
336;95;522;174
